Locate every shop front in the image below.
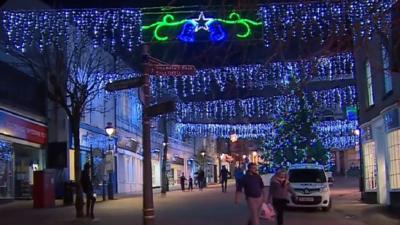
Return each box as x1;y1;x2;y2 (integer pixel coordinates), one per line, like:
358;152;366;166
0;109;47;200
115;130;143;194
383;108;400;208
169;155;184;186
78;128;112;197
151;150;161;188
361;107;400;207
361;124;378;204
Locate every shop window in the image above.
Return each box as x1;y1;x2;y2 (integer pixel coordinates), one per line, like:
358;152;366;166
387;130;400;189
363;141;377;191
0;141;13;199
365;60;374;106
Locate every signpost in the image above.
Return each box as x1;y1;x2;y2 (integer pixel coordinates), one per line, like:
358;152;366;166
145;101;176;118
147;64;197;76
105;77;144;92
105;45;196;225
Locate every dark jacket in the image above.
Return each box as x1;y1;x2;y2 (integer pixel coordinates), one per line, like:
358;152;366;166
220;168;230;180
81;169;93;194
236;171;264;198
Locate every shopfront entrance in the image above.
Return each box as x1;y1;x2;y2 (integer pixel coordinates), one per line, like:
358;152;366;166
14;144;45;199
0;109;48;200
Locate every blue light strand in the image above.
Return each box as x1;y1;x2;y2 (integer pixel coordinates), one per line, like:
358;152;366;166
175;123;275;139
175;120;358;149
348;0;396;41
151;52;354;97
175;86;356;122
313;120;359;149
259;2;347;46
259;0;397;46
2;9;143;52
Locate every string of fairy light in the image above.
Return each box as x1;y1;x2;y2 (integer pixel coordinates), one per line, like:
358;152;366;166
175;120;358;150
150;52;354;98
1;1;396;155
175;86;356;122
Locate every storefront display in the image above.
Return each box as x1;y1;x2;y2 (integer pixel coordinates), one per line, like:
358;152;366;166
0;110;47;199
387;130;400;190
363;141;377;191
0;141;13;199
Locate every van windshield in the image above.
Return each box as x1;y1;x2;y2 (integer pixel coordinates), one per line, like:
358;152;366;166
289;169;326;183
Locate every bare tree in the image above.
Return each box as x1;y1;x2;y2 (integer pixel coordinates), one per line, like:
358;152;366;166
1;31;118;217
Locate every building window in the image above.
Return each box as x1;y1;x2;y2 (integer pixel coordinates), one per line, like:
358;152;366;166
382;44;393;93
365;60;374;106
387;130;400;190
121;94;130;120
363;141;377;191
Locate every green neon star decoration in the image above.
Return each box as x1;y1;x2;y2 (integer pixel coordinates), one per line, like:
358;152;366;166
142;12;262;42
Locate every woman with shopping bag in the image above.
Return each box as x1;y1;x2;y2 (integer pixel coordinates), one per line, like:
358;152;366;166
267;169;296;225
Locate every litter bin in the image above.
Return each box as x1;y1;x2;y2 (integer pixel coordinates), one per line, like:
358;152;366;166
63;181;74;205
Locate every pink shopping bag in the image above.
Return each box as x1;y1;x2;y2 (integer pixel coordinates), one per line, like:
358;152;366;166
260;203;276;221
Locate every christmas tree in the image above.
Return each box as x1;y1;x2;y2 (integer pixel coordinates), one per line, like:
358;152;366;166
266;79;330;169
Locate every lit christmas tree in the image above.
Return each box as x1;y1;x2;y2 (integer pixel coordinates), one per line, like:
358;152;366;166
266;78;330;169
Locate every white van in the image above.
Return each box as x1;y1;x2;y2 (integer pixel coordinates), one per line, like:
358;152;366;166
287;164;331;211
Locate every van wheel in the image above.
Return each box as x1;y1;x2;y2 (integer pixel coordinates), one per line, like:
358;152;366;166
322;200;332;212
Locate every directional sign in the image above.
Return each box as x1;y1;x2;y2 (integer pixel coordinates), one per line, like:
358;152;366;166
105;76;144;92
145;101;176;118
147;64;196;76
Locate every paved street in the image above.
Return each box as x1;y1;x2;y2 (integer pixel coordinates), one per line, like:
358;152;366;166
0;177;398;225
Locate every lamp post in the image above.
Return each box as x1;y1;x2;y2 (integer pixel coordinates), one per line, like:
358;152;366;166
105;122;116;200
200;150;206;187
353;128;363;193
200;150;206;168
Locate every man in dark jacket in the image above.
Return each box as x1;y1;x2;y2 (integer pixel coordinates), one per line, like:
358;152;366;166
197;169;205;191
81;162;96;219
234;163;265;225
220;165;230;192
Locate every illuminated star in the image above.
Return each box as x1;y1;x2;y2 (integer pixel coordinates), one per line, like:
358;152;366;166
192;11;213;32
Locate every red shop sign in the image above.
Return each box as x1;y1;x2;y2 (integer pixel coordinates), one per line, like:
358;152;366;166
0;110;47;145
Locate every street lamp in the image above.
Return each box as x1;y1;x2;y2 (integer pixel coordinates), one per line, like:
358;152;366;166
200;150;206;188
105;122;115;137
200;150;206;168
230;132;238;143
353;128;360;136
104;122;116;200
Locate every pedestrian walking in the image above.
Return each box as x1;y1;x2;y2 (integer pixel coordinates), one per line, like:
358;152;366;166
180;173;187;191
234;166;244;189
234;163;265;225
197;169;205;191
267;169;296;225
188;176;194;191
81;162;96;219
220;165;230;192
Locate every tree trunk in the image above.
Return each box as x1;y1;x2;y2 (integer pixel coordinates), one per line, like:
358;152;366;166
161;117;169;194
72;120;84;218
